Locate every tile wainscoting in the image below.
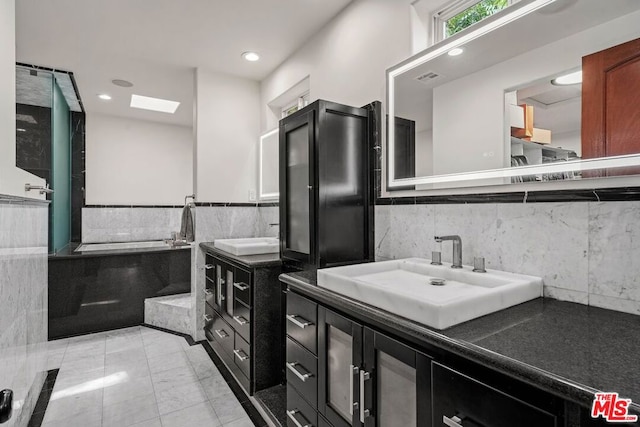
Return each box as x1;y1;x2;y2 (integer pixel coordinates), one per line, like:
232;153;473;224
375;201;640;315
0;198;48;427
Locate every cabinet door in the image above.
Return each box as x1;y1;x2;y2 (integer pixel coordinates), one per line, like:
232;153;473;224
280;110;315;265
318;308;363;427
362;328;431;427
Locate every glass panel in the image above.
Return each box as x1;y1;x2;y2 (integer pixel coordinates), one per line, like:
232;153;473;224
51;78;71;253
377;350;417;427
445;0;509;38
216;265;222;306
286;124;310;254
226;269;234;315
327;325;353;423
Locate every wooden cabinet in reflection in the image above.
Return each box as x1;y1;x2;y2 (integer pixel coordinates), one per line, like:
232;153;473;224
582;37;640;176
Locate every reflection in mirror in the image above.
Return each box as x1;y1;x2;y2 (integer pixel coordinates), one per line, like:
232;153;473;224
259;129;279;200
387;0;640;192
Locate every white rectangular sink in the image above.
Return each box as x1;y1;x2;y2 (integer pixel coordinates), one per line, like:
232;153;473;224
213;237;279;256
317;258;542;330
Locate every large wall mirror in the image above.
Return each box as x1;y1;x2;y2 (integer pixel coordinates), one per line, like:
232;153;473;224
259;129;279;200
386;0;640;194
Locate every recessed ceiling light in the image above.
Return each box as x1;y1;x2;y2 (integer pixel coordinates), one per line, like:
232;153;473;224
448;47;464;57
98;94;112;100
242;51;260;62
130;94;180;114
551;70;582;86
112;79;134;88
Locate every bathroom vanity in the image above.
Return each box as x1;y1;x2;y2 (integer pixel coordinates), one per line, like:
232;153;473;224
281;271;640;427
200;243;283;396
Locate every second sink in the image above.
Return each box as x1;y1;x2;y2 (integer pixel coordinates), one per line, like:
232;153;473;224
213;237;279;256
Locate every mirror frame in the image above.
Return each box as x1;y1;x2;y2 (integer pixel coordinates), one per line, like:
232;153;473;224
384;0;640;197
258;128;279;201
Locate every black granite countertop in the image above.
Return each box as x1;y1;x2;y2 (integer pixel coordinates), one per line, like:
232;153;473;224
200;242;281;268
49;241;192;259
281;270;640;413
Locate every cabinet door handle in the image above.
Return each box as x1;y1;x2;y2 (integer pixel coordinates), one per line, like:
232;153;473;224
214;329;229;339
442;415;464;427
233;315;249;326
233;282;249;291
205;264;213;270
349;364;359;415
286;409;311;427
286;362;313;382
360;370;371;423
220;278;226;285
233;349;249;361
286;314;313;329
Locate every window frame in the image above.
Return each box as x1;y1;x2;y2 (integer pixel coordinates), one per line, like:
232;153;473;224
432;0;516;43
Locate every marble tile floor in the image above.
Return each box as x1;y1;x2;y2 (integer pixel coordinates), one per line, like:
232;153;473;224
39;326;257;427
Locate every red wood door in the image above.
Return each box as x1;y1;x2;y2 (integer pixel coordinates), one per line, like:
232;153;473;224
582;37;640;176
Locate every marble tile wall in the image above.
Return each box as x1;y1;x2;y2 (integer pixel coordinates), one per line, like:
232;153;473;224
375;201;640;316
0;200;48;427
82;208;183;243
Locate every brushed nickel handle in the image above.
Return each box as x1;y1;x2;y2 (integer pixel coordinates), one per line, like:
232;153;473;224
286;314;312;329
203;288;213;296
233;315;248;326
214;329;228;339
286;410;311;427
233;282;249;291
443;415;464;427
286;362;313;382
220;278;226;285
360;370;370;423
349;365;359;415
204;264;214;270
202;314;213;323
233;349;249;361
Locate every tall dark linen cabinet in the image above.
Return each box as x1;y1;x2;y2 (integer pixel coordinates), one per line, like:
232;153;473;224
279;100;375;271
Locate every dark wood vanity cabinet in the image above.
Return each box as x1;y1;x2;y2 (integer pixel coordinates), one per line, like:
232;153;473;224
286;290;566;427
279;100;375;271
203;251;281;395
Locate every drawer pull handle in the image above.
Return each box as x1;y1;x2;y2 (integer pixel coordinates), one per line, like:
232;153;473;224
360;370;371;422
214;329;229;339
205;264;214;270
286;409;311;427
349;364;359;415
286;362;313;382
203;314;213;323
286;314;313;329
233;282;249;291
233;315;249;326
233;349;249;361
442;415;464;427
204;289;213;296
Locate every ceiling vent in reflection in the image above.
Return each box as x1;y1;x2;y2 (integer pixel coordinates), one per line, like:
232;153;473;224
415;71;440;83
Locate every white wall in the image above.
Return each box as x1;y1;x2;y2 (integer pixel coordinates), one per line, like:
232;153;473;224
195;69;260;203
432;9;640;176
260;0;415;131
85;113;193;205
0;0;44;198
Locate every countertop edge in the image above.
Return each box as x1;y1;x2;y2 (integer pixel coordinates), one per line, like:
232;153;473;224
280;272;628;412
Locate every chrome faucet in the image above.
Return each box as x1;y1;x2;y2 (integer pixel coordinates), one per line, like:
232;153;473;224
434;235;462;269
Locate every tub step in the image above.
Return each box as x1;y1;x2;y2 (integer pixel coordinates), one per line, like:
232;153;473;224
144;294;192;335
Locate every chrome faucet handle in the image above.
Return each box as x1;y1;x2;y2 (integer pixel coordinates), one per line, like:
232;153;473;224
431;251;442;265
473;257;487;273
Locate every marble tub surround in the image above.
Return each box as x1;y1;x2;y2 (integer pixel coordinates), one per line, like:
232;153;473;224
81;207;183;243
375;201;640;315
0;199;48;427
144;294;192;335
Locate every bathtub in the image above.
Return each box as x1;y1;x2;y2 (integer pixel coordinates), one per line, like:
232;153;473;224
74;240;187;252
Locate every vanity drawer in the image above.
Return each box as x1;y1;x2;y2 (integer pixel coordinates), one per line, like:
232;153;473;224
432;362;557;427
208;308;234;356
232;300;251;342
287;384;318;427
286;337;317;409
233;267;252;306
233;333;251;379
204;254;215;281
287;292;317;355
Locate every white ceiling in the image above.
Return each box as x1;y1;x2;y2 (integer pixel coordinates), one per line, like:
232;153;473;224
15;0;352;126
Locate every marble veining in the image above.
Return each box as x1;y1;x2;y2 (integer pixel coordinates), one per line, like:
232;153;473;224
82;208;182;243
376;200;640;315
0;201;48;427
145;294;193;335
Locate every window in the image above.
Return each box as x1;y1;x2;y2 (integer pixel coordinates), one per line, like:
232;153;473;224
433;0;515;42
281;92;310;118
